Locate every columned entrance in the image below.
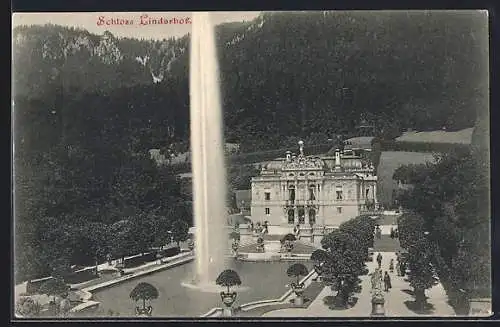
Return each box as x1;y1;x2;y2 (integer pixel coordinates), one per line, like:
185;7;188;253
288;209;294;225
298;206;305;224
309;208;316;225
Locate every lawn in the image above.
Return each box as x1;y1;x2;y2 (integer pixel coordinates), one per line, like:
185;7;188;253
395;128;473;144
377;151;436;206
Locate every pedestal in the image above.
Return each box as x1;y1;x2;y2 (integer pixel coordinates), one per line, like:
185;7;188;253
371;300;385;316
135;306;153;317
292;284;305;306
294;296;304;306
220;291;237;316
469;298;492;316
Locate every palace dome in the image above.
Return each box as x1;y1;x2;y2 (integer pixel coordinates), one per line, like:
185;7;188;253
265;160;284;170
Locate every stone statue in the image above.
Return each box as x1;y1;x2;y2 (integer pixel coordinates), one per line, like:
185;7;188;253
298;140;304;156
370;267;385;316
371;268;383;291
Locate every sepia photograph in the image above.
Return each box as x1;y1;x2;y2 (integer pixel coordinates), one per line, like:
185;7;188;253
12;10;490;319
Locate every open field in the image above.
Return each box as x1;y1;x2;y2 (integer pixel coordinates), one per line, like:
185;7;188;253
377;151;436;206
396;128;473;144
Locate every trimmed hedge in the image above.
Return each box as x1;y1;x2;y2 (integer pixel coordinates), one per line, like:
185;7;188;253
123;253;156;268
378;139;470;153
230;143;334;165
169;143;337;173
24;247;182;293
63;269;98;284
122;247;181;268
157;246;181;259
26;279;48;295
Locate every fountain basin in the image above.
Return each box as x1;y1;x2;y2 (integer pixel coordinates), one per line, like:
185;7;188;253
181;281;250;293
239;253;282;262
86;260;313;317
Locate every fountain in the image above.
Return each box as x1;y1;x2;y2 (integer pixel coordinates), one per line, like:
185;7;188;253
183;12;230;291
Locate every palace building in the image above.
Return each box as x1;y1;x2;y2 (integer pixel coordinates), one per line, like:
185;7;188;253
250;141;378;227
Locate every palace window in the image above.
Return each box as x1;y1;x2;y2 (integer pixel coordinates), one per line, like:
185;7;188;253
309;184;316;200
264;192;271;201
366;188;370;199
309;209;316;225
288;209;295;224
288;185;296;202
337;207;342;214
298;207;305;224
336;186;343;200
265;208;270;215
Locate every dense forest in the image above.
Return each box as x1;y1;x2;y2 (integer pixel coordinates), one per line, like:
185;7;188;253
13;11;489;284
14;11;487;154
394;119;490;309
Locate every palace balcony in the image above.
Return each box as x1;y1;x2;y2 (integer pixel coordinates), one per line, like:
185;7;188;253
284;199;318;206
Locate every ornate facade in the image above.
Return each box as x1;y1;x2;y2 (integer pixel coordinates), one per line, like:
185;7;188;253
250;141;378;227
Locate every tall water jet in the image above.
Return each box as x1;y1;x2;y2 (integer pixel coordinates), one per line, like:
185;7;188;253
189;12;229;286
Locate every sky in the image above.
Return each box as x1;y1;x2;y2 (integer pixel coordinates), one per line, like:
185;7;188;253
12;12;262;39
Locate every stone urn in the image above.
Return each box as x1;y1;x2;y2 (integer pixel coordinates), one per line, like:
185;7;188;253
16;296;41;317
106;253;113;265
291;282;305;306
284;241;294;255
253;225;262;238
313;265;323;282
220;291;237;316
59;296;71;317
115;262;125;277
256;237;265;253
188;239;195;252
371;291;386;316
135;306;153;317
231;241;239;257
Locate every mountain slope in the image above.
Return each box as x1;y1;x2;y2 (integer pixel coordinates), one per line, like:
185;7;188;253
13;11;488;154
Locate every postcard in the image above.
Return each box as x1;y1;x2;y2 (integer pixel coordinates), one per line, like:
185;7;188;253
12;10;491;319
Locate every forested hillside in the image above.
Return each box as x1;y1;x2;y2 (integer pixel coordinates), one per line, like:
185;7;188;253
14;11;487;155
13;11;488;283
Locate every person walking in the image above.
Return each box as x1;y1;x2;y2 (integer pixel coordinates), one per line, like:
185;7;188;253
376;253;382;268
389;258;394;273
396;259;401;276
400;261;406;277
383;271;392;292
390;227;394;239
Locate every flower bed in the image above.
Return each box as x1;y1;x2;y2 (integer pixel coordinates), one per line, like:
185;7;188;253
123;253;156;269
157;247;181;259
64;269;99;285
122;247;181;268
